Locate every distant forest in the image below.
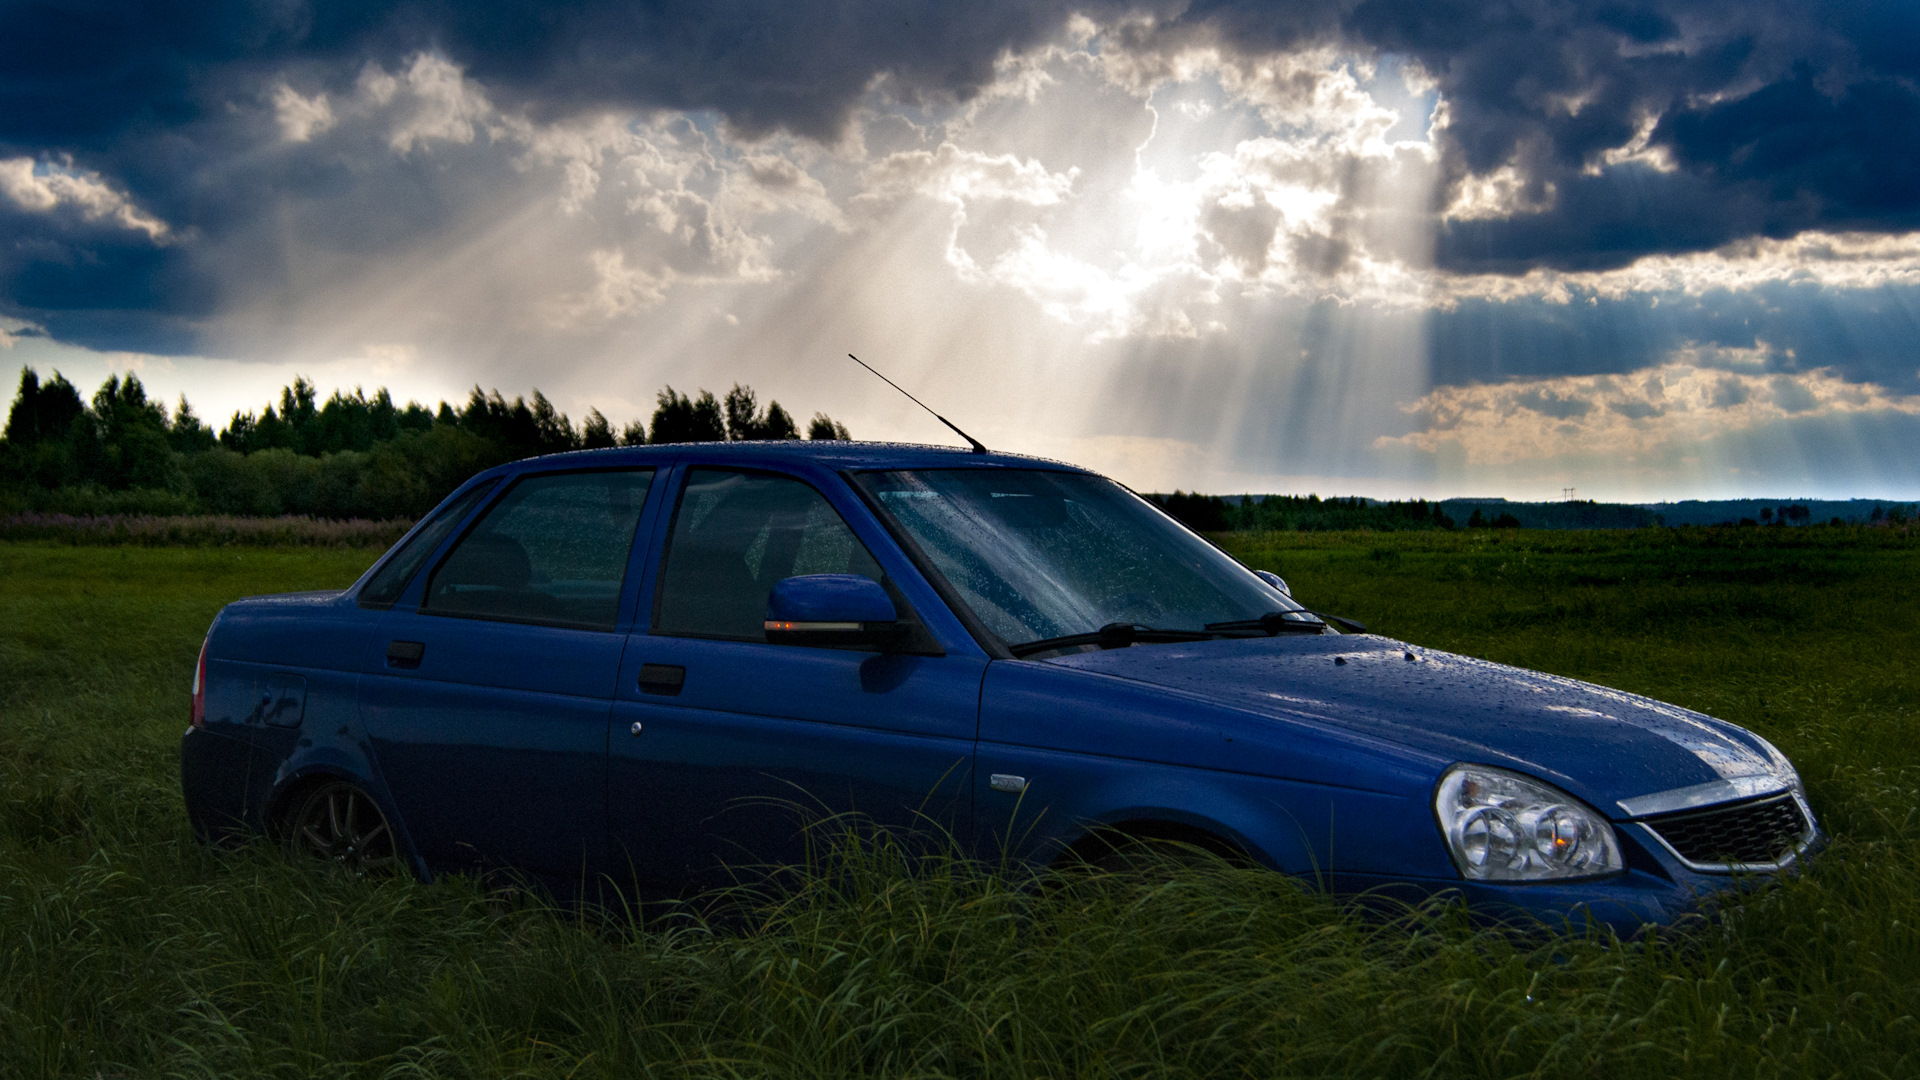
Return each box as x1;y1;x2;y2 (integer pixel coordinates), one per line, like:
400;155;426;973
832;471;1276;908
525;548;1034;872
1146;491;1917;533
1;367;851;520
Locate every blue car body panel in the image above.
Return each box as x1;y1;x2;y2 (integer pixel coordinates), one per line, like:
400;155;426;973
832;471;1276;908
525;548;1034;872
358;612;624;877
1035;634;1780;818
974;657;1443;878
609;638;983;893
178;441;1821;929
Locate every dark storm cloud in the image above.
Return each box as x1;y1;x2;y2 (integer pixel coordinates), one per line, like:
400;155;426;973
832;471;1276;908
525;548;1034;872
1426;282;1920;394
4;0;1920;352
0;0;1100;150
0;0;1119;348
1189;0;1920;271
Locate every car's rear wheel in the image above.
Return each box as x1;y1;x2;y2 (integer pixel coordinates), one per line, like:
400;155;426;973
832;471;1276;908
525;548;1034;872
286;780;398;876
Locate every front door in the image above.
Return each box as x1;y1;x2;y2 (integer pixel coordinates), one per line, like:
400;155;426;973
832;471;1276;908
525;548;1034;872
359;467;657;879
608;466;983;896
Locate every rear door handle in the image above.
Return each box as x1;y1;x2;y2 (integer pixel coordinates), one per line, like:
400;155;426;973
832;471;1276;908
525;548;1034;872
386;640;425;669
638;663;685;695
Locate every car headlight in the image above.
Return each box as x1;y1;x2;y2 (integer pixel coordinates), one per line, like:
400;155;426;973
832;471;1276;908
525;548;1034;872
1435;764;1623;882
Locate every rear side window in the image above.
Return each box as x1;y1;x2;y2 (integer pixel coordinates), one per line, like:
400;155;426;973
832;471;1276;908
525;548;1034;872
358;480;499;609
423;469;654;630
654;469;884;640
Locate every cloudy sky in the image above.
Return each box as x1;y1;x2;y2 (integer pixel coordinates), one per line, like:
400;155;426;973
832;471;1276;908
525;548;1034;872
4;0;1919;499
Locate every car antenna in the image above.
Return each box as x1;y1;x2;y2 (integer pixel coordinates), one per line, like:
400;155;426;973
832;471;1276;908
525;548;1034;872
848;353;987;454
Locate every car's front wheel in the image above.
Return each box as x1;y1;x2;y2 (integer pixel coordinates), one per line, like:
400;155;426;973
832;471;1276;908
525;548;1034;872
286;780;398;876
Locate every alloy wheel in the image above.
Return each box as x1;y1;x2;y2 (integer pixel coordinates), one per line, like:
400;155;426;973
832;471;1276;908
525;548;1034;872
288;781;398;875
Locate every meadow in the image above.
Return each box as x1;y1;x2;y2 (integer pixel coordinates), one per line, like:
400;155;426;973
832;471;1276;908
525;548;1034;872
1;525;1916;1078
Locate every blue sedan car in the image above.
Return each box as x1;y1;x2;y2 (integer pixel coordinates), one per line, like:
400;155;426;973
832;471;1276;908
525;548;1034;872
181;441;1820;929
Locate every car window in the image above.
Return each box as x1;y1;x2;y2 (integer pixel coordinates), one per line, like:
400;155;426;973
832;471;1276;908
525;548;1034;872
654;468;884;640
856;468;1298;646
358;479;500;609
422;469;654;630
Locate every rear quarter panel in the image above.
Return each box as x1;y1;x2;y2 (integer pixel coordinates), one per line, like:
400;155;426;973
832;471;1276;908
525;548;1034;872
196;591;387;836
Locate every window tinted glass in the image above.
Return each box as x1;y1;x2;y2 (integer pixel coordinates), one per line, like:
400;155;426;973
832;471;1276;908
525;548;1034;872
423;469;653;630
655;469;883;640
856;469;1296;646
358;479;499;609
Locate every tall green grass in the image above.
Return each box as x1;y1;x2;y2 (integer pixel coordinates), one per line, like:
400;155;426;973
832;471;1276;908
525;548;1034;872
1;529;1917;1078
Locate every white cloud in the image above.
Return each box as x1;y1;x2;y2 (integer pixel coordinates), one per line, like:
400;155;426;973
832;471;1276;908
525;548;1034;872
862;141;1078;205
271;84;336;142
0;157;172;241
0;314;44;349
382;53;494;153
1425;231;1920;309
1444;161;1556;220
571;248;674;319
1385;362;1920;465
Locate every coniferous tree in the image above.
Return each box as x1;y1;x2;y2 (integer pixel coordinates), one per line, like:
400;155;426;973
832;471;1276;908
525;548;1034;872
528;390;579;455
3;367;38;446
761;401;800;440
724;383;761;440
88;374;174;490
649;388;697;443
807;412;851;440
689;390;725;441
580;408;617;449
277;377;320;453
168;397;216;453
4;367;86;446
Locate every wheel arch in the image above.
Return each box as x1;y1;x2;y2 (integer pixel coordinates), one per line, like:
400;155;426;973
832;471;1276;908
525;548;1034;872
1049;815;1255;870
265;761;428;880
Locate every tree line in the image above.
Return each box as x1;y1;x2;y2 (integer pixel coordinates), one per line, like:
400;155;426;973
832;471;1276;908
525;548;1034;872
1149;492;1467;533
1;368;852;520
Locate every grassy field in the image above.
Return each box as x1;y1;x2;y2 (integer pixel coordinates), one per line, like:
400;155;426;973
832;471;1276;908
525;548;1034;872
1;528;1916;1078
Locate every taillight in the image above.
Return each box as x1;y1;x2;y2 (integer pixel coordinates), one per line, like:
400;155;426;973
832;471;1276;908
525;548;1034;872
190;634;209;728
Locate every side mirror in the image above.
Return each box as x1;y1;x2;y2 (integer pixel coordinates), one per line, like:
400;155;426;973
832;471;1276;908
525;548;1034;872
1254;569;1292;598
765;574;899;649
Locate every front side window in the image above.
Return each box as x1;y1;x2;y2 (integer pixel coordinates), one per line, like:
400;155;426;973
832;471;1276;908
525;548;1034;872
855;468;1300;648
654;469;884;640
422;469;654;630
358;479;499;609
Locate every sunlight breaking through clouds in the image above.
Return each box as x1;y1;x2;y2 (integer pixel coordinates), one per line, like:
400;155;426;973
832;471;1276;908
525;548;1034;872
8;7;1920;498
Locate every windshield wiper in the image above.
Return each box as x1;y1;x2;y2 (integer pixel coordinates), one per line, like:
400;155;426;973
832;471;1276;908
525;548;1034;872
1205;610;1369;635
1011;610;1370;659
1008;622;1217;659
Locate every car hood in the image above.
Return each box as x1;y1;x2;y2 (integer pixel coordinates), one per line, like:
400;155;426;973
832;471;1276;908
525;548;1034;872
1042;634;1792;817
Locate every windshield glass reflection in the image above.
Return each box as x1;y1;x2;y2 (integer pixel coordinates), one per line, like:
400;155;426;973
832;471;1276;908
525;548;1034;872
856;468;1301;648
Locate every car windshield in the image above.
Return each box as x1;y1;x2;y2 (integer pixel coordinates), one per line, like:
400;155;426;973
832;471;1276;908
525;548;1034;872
855;468;1302;649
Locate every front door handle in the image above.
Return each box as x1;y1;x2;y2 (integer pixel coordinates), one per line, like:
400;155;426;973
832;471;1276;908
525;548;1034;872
638;663;685;695
386;640;425;669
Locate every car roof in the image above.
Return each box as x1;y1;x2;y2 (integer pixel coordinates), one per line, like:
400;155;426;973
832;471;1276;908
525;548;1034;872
495;440;1098;475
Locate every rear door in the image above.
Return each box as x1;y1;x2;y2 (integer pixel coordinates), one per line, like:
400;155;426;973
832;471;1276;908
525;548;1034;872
607;464;985;895
359;467;660;879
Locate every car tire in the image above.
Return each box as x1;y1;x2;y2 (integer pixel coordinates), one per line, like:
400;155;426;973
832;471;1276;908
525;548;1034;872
285;780;399;876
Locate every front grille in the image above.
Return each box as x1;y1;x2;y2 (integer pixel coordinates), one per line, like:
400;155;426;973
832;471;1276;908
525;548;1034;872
1644;793;1810;868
